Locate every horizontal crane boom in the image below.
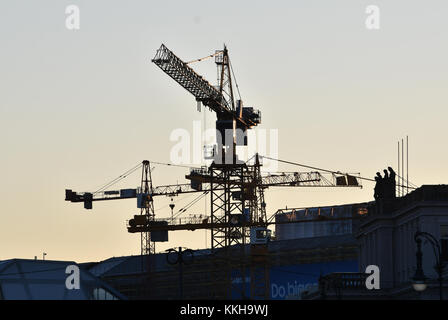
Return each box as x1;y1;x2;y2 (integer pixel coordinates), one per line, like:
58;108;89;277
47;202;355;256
65;171;360;208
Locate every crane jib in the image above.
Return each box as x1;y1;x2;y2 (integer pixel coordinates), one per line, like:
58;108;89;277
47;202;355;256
152;44;259;129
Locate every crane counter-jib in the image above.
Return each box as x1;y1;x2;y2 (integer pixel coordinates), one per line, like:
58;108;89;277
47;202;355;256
126;216;363;233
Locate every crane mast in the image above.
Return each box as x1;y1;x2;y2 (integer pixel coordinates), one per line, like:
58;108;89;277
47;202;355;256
138;160;155;256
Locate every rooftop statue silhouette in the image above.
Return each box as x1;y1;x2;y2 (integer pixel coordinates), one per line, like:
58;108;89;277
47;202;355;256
383;169;389;180
374;167;397;202
387;167;396;199
374;172;383;201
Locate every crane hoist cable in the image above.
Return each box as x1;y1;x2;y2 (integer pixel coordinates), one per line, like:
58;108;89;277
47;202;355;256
151;161;202;170
93;163;142;194
172;193;204;218
173;192;208;219
172;191;209;220
93;161;203;195
185;51;222;65
261;155;365;179
92;161;143;195
229;58;242;101
245;154;256;164
185;48;242;103
154;190;205;212
395;173;418;188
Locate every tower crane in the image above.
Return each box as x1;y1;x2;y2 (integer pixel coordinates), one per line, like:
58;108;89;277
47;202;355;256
151;44;360;248
65;44;363;299
152;44;361;299
152;44;260;165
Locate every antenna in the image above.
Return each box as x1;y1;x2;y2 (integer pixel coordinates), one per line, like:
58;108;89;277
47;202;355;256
397;136;410;197
402;138;404;196
407;135;409;195
398;140;400;197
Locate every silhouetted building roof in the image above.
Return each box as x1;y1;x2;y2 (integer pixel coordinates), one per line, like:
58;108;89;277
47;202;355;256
0;259;126;300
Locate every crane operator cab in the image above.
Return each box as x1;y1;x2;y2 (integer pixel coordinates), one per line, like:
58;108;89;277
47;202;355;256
250;227;271;245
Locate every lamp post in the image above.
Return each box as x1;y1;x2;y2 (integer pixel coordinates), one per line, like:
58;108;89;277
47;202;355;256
318;274;343;300
412;235;427;293
166;247;194;300
169;200;175;224
412;231;445;300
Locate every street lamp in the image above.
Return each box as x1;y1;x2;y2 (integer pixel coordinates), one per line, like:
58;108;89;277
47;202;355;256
412;231;445;299
166;247;194;300
412;235;427;292
169;199;175;224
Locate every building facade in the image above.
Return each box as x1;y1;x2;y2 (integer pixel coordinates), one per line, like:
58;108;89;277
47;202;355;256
0;259;125;300
356;185;448;299
84;234;358;300
303;185;448;299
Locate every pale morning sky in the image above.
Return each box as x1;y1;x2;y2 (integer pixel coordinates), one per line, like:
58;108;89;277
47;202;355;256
1;0;447;262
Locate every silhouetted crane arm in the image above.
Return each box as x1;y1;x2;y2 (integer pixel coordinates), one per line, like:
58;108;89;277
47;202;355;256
65;171;360;209
65;183;196;205
187;170;361;188
128;214;364;233
152;44;259;129
152;44;230;114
